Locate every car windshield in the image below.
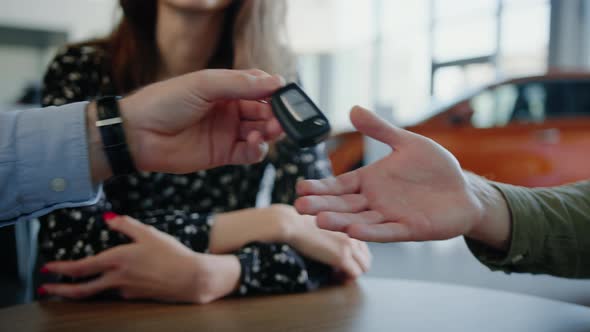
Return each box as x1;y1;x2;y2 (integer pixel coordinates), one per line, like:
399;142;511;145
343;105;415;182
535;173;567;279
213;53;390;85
470;79;590;127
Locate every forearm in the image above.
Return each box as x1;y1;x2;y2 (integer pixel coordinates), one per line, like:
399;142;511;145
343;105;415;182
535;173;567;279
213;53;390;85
466;178;590;278
0;104;101;226
209;206;292;254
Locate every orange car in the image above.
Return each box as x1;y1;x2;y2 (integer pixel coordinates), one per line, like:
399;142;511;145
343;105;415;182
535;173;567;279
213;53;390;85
329;72;590;187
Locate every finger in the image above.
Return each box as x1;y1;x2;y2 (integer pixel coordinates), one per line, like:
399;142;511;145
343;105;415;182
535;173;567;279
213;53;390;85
43;251;118;278
295;194;368;215
342;257;363;279
242;69;287;86
351;245;367;274
193;69;283;101
238;120;283;142
229;135;268;165
296;171;360;197
239;121;269;140
265;118;284;141
105;216;151;242
351;240;371;273
316;210;384;232
42;273;117;299
359;241;373;266
346;223;412;243
239;100;273;120
320;231;364;278
349;106;405;148
243;68;274;78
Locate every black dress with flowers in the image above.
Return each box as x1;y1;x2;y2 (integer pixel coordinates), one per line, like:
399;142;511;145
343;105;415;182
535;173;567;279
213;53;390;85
36;44;334;296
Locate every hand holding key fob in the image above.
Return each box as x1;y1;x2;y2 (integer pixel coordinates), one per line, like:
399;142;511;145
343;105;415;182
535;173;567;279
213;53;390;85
270;83;331;147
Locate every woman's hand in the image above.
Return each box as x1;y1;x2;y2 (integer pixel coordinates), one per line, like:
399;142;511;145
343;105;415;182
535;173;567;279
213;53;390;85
210;205;372;279
40;214;241;304
289;213;372;279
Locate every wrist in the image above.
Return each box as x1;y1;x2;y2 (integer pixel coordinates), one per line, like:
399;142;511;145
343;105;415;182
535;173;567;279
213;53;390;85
464;173;512;251
117;95;145;172
86;102;113;183
267;205;299;244
190;253;240;304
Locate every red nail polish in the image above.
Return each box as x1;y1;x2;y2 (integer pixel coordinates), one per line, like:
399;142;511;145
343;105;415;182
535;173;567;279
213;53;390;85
37;286;47;297
40;266;50;274
103;212;118;221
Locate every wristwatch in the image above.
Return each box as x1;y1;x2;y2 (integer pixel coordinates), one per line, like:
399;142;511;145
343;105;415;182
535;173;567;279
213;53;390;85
95;96;138;176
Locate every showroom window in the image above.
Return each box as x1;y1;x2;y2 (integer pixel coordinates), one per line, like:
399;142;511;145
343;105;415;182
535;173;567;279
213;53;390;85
431;0;551;104
287;0;431;129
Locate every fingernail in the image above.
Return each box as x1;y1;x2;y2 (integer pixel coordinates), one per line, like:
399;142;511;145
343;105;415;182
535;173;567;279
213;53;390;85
40;266;50;274
103;212;118;221
275;75;287;86
37;286;47;297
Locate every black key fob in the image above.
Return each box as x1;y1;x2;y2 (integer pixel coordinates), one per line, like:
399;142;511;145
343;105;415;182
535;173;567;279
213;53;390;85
270;83;331;147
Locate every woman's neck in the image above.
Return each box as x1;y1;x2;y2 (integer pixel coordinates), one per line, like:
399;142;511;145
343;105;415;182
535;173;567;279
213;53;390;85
156;3;226;80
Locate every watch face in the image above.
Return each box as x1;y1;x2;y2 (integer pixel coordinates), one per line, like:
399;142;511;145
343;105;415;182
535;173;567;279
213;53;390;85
280;89;320;122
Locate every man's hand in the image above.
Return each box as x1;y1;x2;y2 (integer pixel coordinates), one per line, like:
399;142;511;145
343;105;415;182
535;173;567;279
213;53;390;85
295;106;511;249
89;69;285;180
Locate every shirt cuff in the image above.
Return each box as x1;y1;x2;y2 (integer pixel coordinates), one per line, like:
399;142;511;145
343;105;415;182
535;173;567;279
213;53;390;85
14;102;100;223
465;182;545;273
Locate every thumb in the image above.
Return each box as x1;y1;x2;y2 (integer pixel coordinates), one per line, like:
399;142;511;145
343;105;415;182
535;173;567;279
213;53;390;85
349;106;405;147
190;69;285;101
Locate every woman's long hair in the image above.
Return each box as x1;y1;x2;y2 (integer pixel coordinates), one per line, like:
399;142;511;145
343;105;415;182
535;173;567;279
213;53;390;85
104;0;296;93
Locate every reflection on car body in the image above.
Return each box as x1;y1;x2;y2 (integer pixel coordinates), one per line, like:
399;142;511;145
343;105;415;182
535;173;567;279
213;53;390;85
408;72;590;187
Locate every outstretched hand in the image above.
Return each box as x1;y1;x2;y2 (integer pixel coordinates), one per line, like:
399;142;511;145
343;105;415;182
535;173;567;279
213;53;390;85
295;106;500;244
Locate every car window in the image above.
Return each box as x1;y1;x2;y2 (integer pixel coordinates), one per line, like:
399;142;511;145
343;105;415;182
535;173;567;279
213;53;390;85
543;81;590;118
470;84;518;128
469;79;590;127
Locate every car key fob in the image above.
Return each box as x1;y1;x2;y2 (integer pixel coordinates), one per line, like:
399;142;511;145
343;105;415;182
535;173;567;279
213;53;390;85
270;83;331;147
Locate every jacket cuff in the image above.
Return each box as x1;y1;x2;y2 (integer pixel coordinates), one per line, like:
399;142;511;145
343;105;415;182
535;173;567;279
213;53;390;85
465;182;546;273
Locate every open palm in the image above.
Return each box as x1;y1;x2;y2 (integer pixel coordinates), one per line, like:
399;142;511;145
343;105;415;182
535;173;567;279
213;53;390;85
295;106;483;243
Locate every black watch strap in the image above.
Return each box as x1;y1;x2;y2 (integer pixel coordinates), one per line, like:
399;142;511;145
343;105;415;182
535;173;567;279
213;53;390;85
96;96;138;176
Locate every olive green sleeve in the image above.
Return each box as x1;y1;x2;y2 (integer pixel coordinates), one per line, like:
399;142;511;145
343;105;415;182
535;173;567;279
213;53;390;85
465;181;590;278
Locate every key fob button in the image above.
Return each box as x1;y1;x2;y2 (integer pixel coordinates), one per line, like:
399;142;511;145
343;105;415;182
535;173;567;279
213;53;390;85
313;119;327;126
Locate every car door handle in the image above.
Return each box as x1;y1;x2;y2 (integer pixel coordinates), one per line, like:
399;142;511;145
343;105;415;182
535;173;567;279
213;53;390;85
533;128;560;144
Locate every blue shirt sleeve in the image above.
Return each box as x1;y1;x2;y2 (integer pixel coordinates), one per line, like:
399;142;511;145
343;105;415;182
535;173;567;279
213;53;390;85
0;102;101;226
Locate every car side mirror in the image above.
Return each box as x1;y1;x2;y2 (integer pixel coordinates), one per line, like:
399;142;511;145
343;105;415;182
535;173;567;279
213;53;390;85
447;102;475;127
